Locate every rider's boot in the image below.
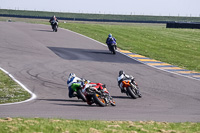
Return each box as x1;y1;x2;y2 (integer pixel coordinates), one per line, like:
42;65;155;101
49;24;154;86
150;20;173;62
120;88;125;93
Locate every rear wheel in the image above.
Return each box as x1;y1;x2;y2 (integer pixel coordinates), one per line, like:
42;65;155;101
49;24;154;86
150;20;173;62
77;89;87;102
127;86;137;99
93;93;106;107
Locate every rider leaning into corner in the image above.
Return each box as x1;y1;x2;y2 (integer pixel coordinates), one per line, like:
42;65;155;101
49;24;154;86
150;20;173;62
106;33;117;49
117;70;142;97
67;73;84;98
49;15;58;29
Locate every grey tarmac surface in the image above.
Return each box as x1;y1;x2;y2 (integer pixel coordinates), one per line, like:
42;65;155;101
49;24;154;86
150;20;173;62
0;21;200;122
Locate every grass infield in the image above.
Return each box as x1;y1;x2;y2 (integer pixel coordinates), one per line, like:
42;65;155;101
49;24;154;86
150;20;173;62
0;70;31;104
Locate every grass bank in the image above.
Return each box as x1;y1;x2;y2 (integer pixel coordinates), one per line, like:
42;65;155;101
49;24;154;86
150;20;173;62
0;117;200;133
0;70;31;104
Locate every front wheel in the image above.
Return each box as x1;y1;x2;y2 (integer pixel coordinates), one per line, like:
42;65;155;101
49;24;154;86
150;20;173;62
77;89;87;102
110;98;116;106
93;93;106;107
111;45;116;54
53;24;58;32
127;86;137;99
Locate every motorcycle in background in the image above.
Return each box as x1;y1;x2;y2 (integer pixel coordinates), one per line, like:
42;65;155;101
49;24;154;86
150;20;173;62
107;38;117;54
51;20;58;32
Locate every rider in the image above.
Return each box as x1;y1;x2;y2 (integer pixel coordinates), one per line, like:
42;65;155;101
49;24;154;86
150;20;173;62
106;33;117;50
49;15;58;28
117;70;142;97
67;73;84;98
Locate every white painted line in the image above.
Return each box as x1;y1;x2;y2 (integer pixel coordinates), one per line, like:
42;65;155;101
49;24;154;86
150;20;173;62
0;67;37;106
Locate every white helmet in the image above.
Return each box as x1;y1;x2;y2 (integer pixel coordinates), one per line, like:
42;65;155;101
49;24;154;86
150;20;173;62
68;73;76;80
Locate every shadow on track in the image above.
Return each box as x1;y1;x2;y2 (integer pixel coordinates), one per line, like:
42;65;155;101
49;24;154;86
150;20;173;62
37;99;108;107
37;98;91;106
112;96;133;99
48;47;141;64
34;29;53;32
52;103;97;107
37;98;83;102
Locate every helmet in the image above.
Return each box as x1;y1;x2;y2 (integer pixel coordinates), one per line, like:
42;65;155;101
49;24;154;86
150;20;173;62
84;80;91;84
68;73;76;79
119;70;125;76
108;33;112;38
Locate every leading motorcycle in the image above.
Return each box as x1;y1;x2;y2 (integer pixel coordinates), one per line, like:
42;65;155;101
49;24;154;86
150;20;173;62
51;20;58;32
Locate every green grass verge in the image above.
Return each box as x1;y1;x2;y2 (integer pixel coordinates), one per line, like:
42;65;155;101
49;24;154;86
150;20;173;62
0;70;31;104
0;117;200;133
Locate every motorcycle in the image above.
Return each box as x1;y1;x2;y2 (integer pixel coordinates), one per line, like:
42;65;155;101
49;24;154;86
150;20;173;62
121;78;141;99
107;39;117;54
51;20;58;32
84;82;116;107
71;83;87;102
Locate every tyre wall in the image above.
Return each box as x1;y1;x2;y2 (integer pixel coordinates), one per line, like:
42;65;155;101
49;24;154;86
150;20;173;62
166;22;200;29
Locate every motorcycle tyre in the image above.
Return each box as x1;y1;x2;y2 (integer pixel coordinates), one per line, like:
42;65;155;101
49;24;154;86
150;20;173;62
52;24;57;32
54;27;57;32
111;46;116;55
110;100;116;106
127;86;137;99
55;27;58;32
77;89;87;102
93;93;106;107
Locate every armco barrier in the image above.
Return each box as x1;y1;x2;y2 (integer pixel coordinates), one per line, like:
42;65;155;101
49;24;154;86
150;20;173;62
166;22;200;29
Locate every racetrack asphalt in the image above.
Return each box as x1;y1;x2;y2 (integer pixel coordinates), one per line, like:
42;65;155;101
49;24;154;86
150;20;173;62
0;21;200;122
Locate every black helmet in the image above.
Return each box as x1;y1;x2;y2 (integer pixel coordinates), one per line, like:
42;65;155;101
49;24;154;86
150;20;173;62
119;70;125;76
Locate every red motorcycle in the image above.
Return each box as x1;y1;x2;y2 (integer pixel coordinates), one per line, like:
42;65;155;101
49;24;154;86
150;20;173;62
83;82;116;107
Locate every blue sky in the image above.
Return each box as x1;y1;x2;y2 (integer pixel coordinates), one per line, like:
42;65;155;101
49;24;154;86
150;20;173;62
0;0;199;17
